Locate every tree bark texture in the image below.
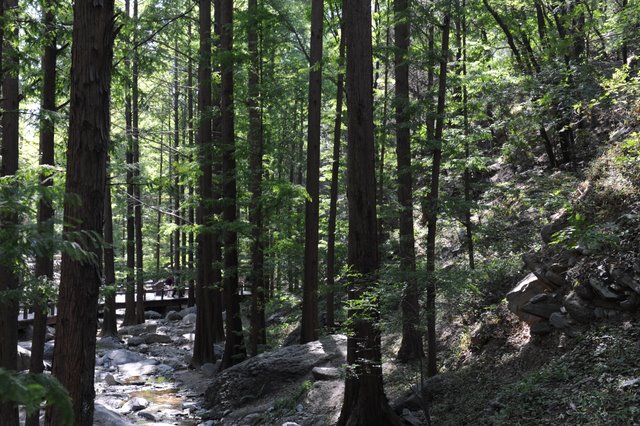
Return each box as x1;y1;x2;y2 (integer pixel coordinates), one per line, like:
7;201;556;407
220;0;246;370
301;0;324;344
46;0;115;422
395;0;423;362
338;0;401;424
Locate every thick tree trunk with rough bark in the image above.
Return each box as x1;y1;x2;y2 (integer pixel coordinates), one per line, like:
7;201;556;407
0;0;20;422
247;0;267;356
192;0;217;367
46;0;115;422
301;0;324;344
395;0;423;362
219;0;246;370
338;0;402;424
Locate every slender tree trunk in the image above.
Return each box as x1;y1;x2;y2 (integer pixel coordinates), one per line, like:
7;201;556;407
377;2;391;251
173;39;182;297
133;0;145;324
425;10;450;378
338;0;402;424
395;0;423;362
187;20;196;307
101;162;118;338
325;12;345;329
192;0;217;367
0;0;20;422
156;128;164;272
46;0;115;422
212;0;226;343
301;0;324;344
219;0;246;370
123;0;136;326
247;0;266;356
461;3;475;270
27;4;57;424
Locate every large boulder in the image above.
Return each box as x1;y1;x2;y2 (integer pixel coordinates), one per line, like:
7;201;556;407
506;273;553;324
205;334;347;410
102;349;145;366
94;403;133;426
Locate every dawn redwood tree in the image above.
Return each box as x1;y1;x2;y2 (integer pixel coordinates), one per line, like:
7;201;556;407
395;0;423;362
301;0;324;344
247;0;267;355
424;7;450;378
338;0;401;423
123;0;136;326
133;0;145;325
325;6;345;328
219;0;246;370
46;0;116;422
0;0;20;422
192;0;217;367
28;5;58;423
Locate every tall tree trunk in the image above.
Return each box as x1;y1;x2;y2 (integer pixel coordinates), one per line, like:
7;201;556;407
0;0;20;422
460;1;475;270
187;20;196;307
156;127;164;272
338;0;401;424
219;0;246;370
101;162;118;338
46;0;115;422
192;0;217;367
425;9;450;378
247;0;266;356
123;0;136;326
325;10;345;329
173;38;182;296
133;0;145;325
27;3;57;424
301;0;324;344
395;0;423;362
377;2;391;252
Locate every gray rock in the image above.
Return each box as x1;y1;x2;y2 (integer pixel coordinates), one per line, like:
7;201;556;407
137;411;157;421
127;336;145;347
45;326;55;341
282;422;301;426
620;292;640;311
213;344;224;359
201;363;217;378
588;278;623;301
43;341;55;361
311;367;341;381
530;322;552;335
184;353;193;365
118;359;160;377
17;345;31;371
94;403;133;426
549;312;571;329
564;291;594;324
104;373;119;386
144;333;173;344
611;269;640;295
197;421;215;426
166;311;183;321
544;270;566;287
180;306;197;317
521;302;562;319
119;323;157;336
182;313;197;324
121;397;149;413
205;335;347;410
144;310;163;320
97;336;124;350
402;409;422;426
575;283;595;300
103;349;145;366
506;273;552;324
